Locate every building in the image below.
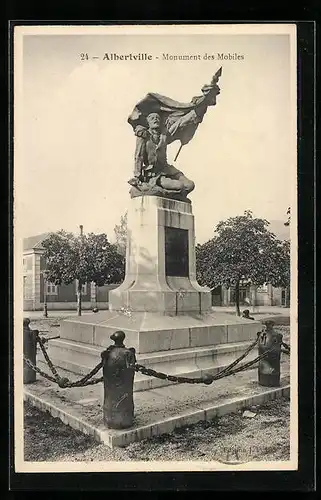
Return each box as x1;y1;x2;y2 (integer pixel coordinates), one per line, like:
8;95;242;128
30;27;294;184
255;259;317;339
211;283;289;307
23;233;118;311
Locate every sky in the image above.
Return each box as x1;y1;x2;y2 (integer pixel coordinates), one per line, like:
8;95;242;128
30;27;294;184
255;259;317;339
16;27;296;244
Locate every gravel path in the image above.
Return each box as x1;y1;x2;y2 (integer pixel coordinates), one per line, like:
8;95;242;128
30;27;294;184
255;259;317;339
24;395;290;463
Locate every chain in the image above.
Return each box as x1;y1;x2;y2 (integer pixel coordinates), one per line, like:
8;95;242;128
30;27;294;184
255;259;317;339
40;335;60;342
64;361;104;388
36;334;61;382
135;347;273;385
215;350;271;378
25;330;284;388
24;334;104;388
23;356;57;383
210;333;260;378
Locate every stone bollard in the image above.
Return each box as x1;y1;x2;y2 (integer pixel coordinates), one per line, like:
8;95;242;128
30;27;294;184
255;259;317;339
101;331;136;429
258;320;283;387
23;318;38;384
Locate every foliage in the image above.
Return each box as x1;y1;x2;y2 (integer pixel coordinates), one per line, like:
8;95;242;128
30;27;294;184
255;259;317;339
114;212;128;257
42;230;125;287
284;207;291;227
196;211;290;314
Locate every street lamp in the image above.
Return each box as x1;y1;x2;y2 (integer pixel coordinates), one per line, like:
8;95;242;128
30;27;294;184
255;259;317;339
43;270;48;318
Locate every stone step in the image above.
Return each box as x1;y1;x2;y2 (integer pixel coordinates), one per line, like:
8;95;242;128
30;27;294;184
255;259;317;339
59;310;261;353
38;338;260;392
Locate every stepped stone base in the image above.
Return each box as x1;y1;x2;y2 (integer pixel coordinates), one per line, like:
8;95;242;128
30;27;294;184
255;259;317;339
59;310;260;354
39;338;259;392
39;310;261;391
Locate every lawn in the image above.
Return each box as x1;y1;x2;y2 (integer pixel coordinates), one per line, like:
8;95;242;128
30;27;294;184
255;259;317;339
24;395;290;463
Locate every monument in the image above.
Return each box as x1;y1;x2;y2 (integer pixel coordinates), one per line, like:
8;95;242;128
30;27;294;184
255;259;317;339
42;68;260;390
109;68;222;315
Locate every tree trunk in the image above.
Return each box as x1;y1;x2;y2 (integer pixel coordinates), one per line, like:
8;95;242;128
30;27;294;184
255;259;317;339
77;281;82;316
235;278;241;316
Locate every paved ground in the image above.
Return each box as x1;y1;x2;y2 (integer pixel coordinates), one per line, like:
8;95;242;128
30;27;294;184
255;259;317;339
24;306;290;320
24;358;290;436
215;306;290;315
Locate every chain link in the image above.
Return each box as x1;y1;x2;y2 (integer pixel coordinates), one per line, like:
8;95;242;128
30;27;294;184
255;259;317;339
64;362;103;388
40;335;60;342
23;356;57;383
209;333;260;378
25;330;282;388
36;334;62;382
25;334;104;388
135;337;273;385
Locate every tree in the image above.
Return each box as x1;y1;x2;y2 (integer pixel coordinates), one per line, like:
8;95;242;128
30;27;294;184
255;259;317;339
42;229;125;316
114;211;128;257
284;207;291;226
196;210;291;316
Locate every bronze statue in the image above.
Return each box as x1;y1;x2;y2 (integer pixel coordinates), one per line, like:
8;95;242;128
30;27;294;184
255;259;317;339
127;67;222;201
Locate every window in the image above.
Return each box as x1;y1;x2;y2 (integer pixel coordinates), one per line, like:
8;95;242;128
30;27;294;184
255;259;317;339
46;282;58;295
23;256;32;272
75;280;87;295
23;276;33;299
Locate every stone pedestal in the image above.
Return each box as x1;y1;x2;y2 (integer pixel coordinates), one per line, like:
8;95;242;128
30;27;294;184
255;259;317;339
109;196;211;314
48;195;261;391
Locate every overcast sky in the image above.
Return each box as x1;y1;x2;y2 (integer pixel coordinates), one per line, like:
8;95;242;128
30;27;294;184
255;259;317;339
17;28;296;244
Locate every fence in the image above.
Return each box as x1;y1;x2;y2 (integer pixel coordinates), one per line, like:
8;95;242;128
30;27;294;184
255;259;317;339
23;320;290;429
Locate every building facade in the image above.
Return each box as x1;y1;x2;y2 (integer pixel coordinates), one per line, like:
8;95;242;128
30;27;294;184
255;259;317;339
23;233;118;311
211;283;290;307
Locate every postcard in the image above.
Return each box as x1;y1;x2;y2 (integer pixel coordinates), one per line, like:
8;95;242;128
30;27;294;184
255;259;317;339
13;23;298;474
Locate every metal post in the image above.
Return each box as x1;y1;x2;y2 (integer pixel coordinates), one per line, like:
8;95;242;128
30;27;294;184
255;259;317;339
23;318;38;384
77;225;84;316
258;320;283;387
43;270;48;318
101;331;136;429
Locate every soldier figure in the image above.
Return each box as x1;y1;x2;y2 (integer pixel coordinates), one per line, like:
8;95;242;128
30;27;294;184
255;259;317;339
127;67;222;200
128;112;195;197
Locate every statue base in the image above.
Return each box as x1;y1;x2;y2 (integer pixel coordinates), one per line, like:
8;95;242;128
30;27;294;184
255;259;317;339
109;196;211;314
129;185;191;203
40;310;261;392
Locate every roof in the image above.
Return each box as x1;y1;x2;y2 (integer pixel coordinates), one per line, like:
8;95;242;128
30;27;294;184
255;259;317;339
23;232;51;251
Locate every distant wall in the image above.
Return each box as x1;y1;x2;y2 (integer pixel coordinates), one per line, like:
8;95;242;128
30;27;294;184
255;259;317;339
96;284;119;303
24;281;120;311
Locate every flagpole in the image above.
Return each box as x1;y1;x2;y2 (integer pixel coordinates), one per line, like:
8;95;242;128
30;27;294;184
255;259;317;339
174;143;183;162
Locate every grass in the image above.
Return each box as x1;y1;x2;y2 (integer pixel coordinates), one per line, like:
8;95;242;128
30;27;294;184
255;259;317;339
24;394;291;463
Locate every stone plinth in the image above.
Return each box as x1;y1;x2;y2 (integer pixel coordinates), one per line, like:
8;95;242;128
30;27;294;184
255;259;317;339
109;196;211;314
42;310;262;391
58;310;260;354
